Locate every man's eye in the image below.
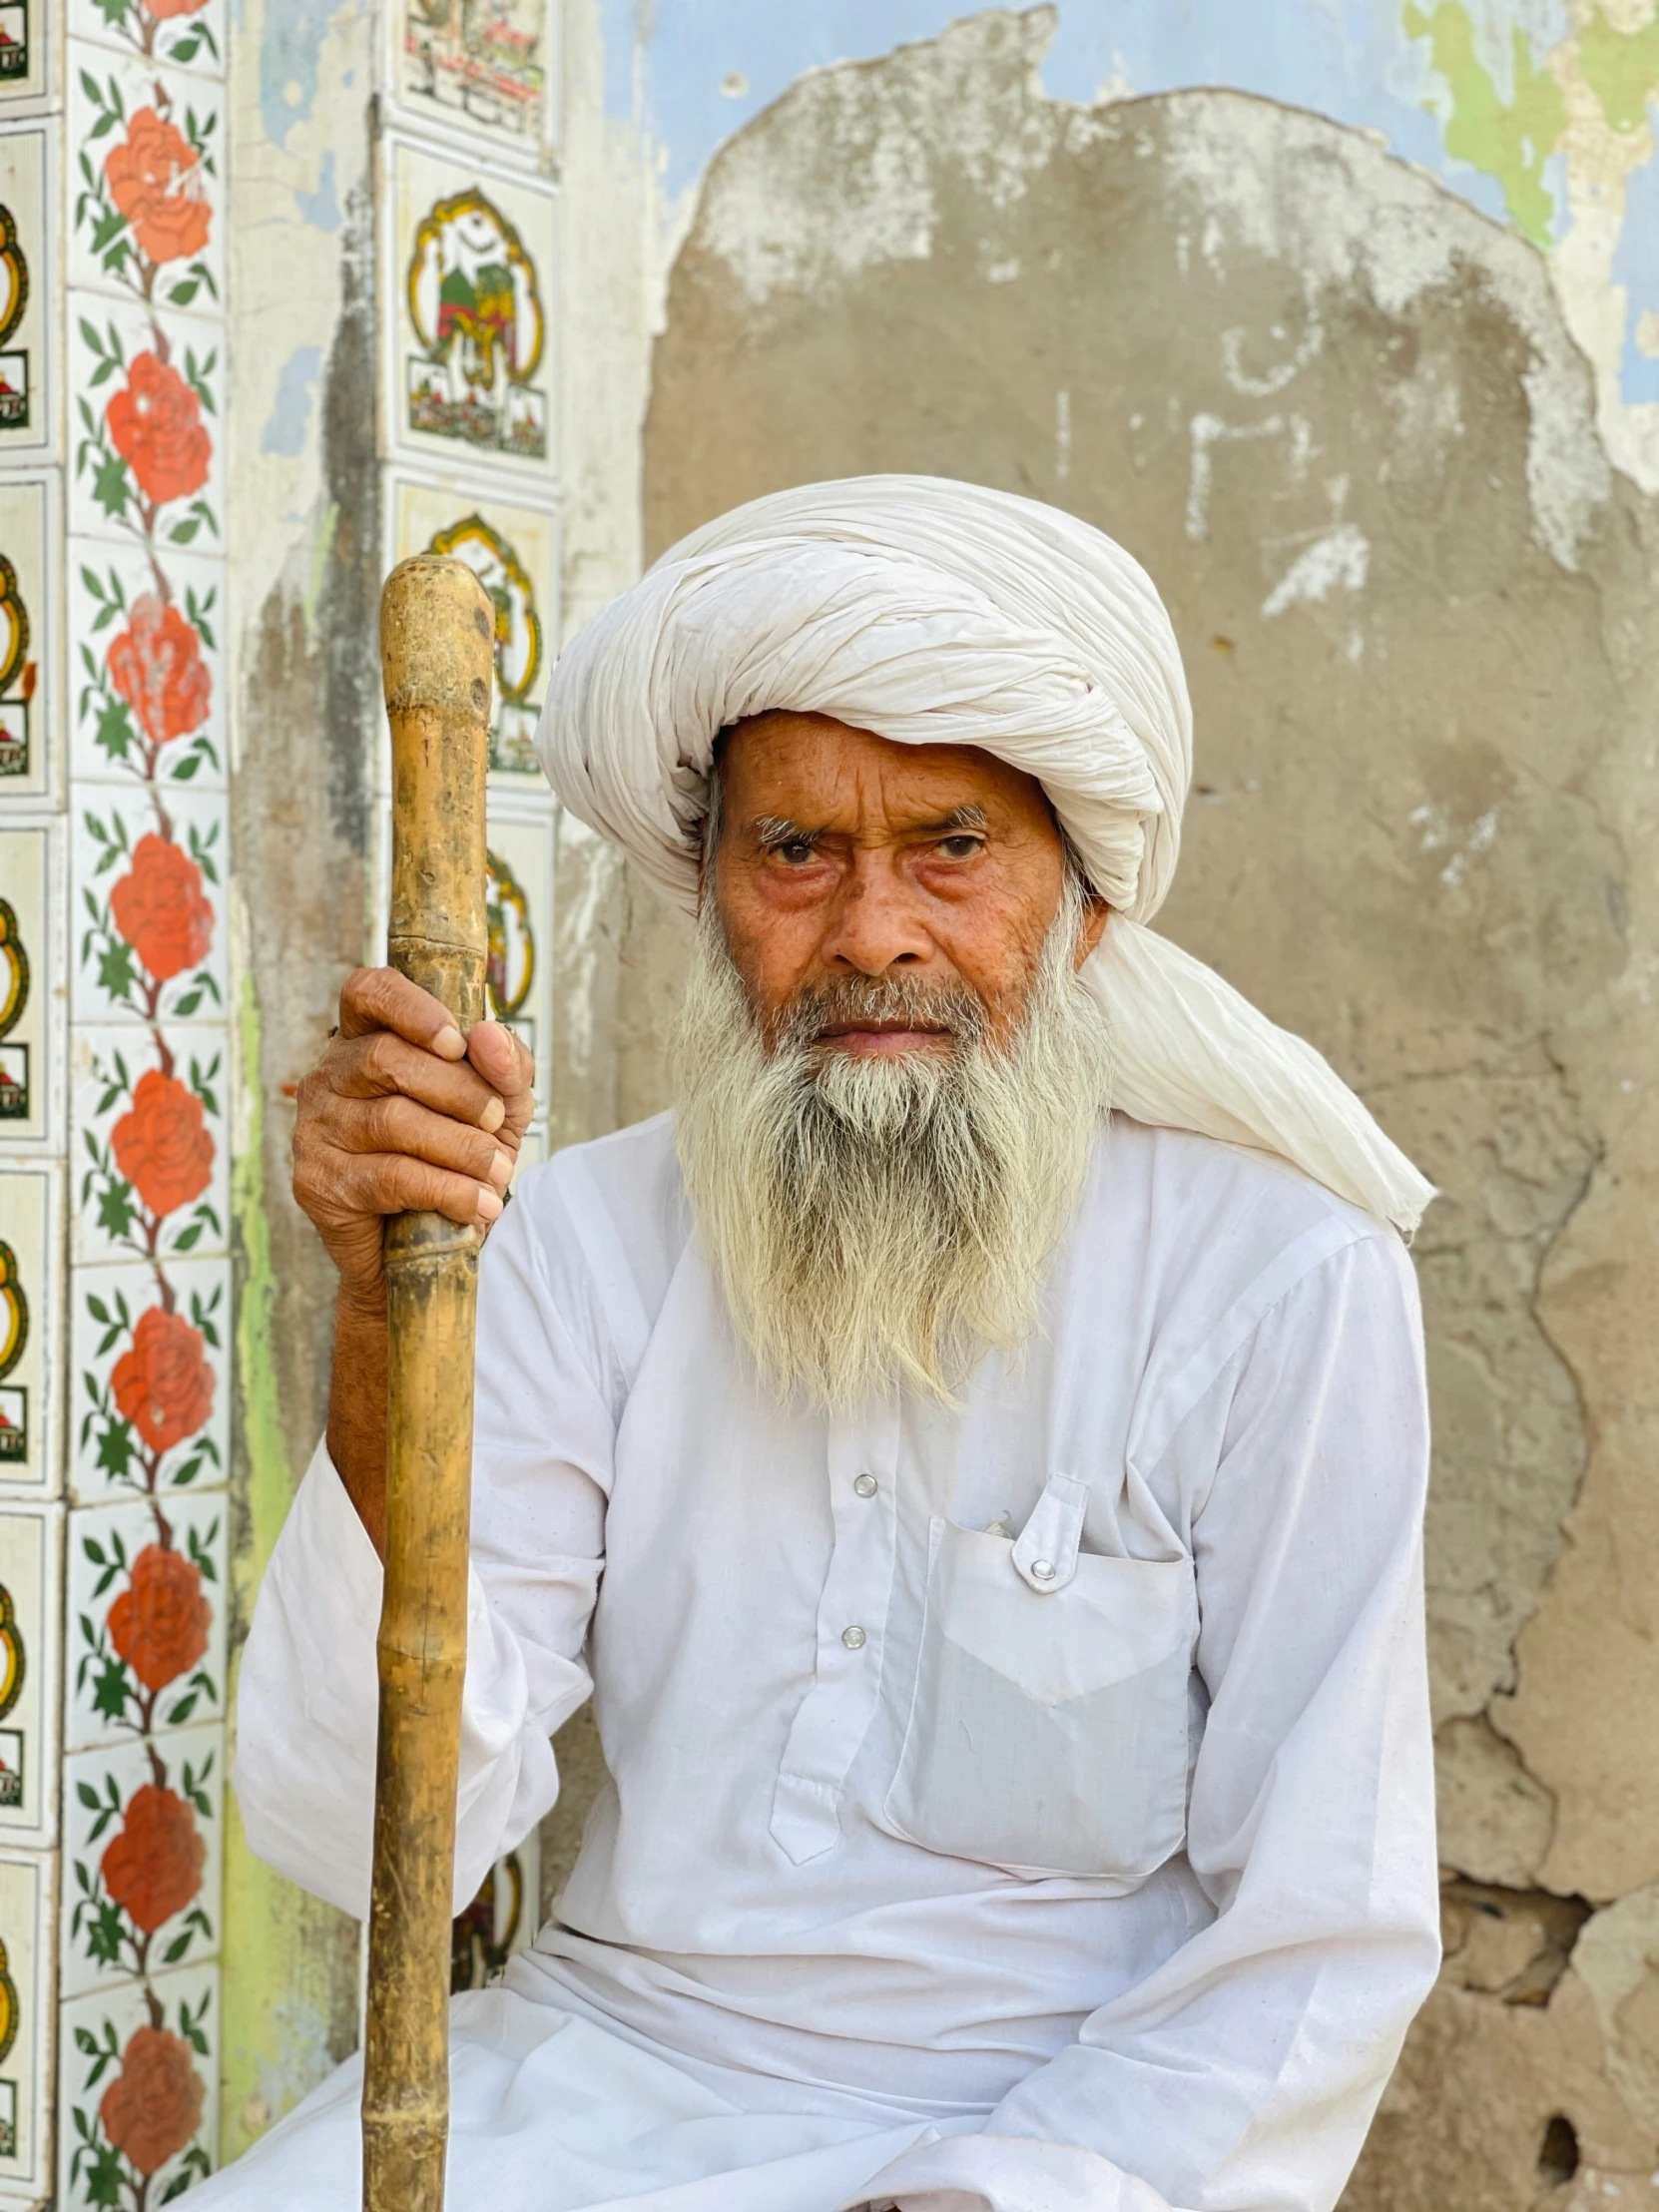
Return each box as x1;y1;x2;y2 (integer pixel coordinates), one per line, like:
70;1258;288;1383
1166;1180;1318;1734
936;835;983;860
779;839;818;864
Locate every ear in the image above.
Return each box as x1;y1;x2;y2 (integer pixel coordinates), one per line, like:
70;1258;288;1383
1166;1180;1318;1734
1074;893;1110;969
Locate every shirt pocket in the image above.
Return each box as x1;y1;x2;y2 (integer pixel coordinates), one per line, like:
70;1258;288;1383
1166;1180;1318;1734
882;1514;1196;1882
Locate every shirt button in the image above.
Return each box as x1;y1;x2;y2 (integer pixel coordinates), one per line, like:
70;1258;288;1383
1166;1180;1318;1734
853;1473;877;1498
841;1625;867;1650
1030;1559;1057;1583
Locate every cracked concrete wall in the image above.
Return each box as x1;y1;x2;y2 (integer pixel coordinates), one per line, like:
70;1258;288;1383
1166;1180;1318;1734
569;8;1659;2201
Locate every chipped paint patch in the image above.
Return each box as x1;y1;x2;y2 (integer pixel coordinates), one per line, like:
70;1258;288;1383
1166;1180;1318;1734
1262;522;1372;616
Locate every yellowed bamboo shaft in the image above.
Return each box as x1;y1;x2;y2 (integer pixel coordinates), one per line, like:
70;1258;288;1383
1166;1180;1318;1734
362;555;494;2212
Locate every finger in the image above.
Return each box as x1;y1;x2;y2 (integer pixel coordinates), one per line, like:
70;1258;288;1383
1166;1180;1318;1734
323;1094;516;1191
343;1152;504;1229
466;1020;537;1142
336;967;466;1060
329;1029;503;1128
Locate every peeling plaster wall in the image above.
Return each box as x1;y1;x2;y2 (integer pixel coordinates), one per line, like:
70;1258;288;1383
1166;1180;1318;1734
553;5;1659;2200
221;0;379;2157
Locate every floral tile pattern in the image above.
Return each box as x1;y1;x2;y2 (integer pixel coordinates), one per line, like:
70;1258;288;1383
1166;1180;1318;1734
61;1722;220;1997
59;1960;217;2208
69;538;223;791
68;59;224;322
0;1161;60;1497
0;1849;53;2197
70;1023;228;1269
68;300;223;558
69;0;226;77
0;471;57;803
71;1256;226;1509
483;803;553;1090
71;782;225;1028
65;1488;225;1756
0;1505;61;1844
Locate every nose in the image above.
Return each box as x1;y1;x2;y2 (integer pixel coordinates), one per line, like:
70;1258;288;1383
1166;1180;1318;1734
818;850;934;975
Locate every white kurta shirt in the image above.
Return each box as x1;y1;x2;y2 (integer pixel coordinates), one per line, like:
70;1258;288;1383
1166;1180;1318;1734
229;1111;1438;2212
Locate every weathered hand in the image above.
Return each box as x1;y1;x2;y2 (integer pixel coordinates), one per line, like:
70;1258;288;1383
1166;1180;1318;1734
291;966;536;1309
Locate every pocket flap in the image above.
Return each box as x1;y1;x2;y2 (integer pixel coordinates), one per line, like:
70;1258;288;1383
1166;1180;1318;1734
933;1521;1193;1707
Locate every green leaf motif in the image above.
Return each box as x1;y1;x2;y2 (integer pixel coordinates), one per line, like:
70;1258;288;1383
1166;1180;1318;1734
96;940;139;1003
94;1180;138;1243
89;1656;132;1724
90;452;130;519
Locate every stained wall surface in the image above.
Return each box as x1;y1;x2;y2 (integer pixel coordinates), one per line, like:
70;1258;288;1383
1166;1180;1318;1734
558;4;1659;2205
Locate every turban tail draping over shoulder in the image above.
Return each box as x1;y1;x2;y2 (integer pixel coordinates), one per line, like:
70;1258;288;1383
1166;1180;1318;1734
536;477;1433;1235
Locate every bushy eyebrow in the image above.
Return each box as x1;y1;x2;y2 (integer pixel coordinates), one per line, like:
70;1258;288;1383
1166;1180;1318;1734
752;804;989;851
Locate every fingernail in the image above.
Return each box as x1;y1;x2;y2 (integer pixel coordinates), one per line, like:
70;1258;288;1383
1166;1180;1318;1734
477;1094;506;1133
487;1147;513;1191
434;1025;466;1062
476;1188;504;1223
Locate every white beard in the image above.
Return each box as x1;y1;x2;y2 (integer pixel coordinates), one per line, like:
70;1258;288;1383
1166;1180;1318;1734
668;880;1114;1408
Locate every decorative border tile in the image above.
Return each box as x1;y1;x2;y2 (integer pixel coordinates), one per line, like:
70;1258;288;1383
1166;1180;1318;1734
67;297;224;556
0;818;64;1146
0;1502;62;1841
388;466;558;782
70;1020;228;1267
59;1959;218;2206
70;1255;227;1508
71;781;226;1028
384;1;554;167
0;119;55;458
68;0;224;80
65;1486;226;1753
0;1159;62;1495
453;1828;540;1990
482;799;553;1094
68;535;223;791
382;133;557;479
0;0;52;106
0;1849;53;2197
0;470;60;802
67;55;224;324
61;1720;221;1996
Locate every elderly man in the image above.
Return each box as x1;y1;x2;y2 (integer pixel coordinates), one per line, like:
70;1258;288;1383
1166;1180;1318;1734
208;479;1438;2212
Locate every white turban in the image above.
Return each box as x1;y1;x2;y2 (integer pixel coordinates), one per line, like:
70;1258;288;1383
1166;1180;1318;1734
537;476;1432;1234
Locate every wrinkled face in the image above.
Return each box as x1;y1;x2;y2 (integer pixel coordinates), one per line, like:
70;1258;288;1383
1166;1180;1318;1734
672;712;1115;1407
707;712;1107;1054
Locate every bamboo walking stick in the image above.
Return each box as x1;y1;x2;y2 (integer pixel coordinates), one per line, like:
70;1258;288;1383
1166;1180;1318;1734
362;555;495;2212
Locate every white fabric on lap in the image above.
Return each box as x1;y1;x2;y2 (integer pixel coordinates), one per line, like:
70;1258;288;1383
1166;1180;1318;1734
535;475;1432;1232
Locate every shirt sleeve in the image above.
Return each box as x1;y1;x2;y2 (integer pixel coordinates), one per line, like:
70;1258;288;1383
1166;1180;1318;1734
232;1184;616;1922
855;1230;1440;2212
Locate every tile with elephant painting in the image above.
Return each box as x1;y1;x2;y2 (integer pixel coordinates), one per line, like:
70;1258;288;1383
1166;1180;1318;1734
0;1849;54;2200
65;1486;226;1754
70;1254;227;1509
68;56;224;323
0;819;63;1146
0;121;55;458
0;1502;62;1842
67;296;223;558
388;469;559;784
69;0;225;78
60;1718;222;1997
69;1021;229;1268
68;534;224;791
0;471;60;802
385;135;557;479
58;1958;218;2208
71;782;227;1028
0;1160;63;1495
